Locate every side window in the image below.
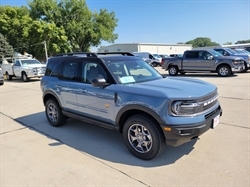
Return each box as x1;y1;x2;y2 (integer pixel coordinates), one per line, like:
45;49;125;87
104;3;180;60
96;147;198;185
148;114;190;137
198;51;210;59
60;61;79;81
185;51;198;58
14;60;21;66
82;62;107;84
214;49;223;55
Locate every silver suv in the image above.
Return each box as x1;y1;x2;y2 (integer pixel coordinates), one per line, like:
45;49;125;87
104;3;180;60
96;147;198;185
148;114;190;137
41;52;222;160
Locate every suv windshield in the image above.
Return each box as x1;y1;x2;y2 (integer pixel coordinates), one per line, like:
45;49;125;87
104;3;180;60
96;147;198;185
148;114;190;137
153;54;161;58
107;59;162;84
209;50;223;57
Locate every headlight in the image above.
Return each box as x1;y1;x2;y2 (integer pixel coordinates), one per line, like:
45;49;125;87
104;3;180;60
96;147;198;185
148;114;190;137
171;100;200;115
232;60;241;65
32;68;38;72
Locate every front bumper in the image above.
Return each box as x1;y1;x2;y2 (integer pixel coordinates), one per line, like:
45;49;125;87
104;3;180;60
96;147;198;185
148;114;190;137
232;64;245;72
161;105;222;147
27;72;45;78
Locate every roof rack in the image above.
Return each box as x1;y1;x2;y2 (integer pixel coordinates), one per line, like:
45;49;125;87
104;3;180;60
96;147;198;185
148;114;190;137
53;52;98;57
97;52;134;56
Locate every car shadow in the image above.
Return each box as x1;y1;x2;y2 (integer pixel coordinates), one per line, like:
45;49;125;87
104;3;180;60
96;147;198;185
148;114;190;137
4;78;41;83
14;112;197;167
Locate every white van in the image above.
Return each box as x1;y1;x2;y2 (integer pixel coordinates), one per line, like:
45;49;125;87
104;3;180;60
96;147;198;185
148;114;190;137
132;52;161;67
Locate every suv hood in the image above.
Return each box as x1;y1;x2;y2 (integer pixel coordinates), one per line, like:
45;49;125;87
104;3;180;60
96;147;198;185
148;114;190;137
23;64;46;68
233;54;250;58
216;56;244;61
121;77;217;99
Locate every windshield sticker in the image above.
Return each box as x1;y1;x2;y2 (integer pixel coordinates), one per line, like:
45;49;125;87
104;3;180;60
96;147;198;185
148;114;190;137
119;76;135;83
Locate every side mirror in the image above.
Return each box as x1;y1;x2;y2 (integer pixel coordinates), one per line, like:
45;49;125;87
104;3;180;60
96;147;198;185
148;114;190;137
207;56;214;60
92;78;110;87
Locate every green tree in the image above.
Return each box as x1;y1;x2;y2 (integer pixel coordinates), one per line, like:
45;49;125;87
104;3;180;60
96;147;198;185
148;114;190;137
0;33;14;57
223;42;232;45
28;0;118;51
235;40;250;44
185;37;219;48
0;5;71;60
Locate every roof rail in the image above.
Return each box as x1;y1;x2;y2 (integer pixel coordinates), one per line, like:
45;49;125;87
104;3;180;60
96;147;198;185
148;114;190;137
97;52;134;56
53;52;98;57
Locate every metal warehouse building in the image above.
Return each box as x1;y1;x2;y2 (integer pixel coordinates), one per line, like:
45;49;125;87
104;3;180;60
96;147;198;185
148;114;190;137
97;43;192;55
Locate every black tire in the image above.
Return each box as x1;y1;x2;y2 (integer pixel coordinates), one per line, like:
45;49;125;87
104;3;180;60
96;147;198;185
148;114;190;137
241;62;247;73
0;81;3;86
45;98;67;127
152;62;157;67
168;66;178;76
6;72;12;80
123;114;165;160
217;65;232;77
22;72;29;82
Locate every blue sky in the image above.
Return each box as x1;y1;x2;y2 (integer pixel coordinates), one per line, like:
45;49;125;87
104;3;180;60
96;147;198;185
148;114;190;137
1;0;249;50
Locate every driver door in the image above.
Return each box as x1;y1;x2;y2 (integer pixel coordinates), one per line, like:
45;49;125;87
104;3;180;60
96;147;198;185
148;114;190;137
13;60;22;77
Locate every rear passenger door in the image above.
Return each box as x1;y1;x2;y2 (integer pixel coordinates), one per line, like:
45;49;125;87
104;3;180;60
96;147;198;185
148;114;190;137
182;51;199;70
57;60;80;113
76;59;117;125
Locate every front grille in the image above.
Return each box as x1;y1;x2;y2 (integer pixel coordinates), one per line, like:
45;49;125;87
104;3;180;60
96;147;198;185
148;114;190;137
197;90;217;102
197;90;218;112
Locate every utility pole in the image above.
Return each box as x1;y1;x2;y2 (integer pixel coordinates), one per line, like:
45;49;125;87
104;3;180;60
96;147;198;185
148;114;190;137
44;41;48;61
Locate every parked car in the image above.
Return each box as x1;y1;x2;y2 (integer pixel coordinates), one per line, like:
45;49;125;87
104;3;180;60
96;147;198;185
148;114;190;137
159;54;169;58
41;52;223;160
169;54;183;58
0;67;4;85
1;58;46;82
161;49;245;77
132;52;161;67
213;47;250;72
233;49;250;54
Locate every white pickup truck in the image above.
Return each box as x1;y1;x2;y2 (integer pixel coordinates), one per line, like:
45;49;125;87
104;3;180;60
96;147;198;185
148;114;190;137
1;58;46;82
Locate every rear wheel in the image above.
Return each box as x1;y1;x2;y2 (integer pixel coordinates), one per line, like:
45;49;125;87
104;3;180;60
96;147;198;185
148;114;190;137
123;114;165;160
168;66;178;76
45;98;67;127
6;72;12;80
217;65;231;77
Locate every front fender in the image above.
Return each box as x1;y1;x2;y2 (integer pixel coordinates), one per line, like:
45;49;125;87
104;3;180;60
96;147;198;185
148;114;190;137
115;104;165;131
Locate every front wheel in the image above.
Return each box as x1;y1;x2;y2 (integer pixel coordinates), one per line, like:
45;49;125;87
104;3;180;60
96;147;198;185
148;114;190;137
217;65;231;77
22;72;29;82
152;62;157;67
123;114;165;160
45;99;67;127
241;62;248;72
168;66;178;76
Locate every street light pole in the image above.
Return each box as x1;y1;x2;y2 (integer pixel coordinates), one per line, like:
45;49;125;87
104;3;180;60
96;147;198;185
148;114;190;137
44;41;48;61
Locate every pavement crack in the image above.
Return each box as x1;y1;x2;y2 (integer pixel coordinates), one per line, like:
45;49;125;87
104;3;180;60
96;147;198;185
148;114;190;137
79;153;151;187
0;127;27;135
220;96;250;101
220;122;250;129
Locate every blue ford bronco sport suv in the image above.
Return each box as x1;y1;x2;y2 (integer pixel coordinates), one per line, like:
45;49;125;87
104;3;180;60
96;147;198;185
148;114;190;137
41;52;222;160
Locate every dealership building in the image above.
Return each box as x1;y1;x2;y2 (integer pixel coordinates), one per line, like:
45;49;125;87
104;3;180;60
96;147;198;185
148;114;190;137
97;43;192;55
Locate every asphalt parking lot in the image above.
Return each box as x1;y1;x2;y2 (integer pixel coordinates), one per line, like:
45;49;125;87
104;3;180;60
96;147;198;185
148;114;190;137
1;68;249;186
